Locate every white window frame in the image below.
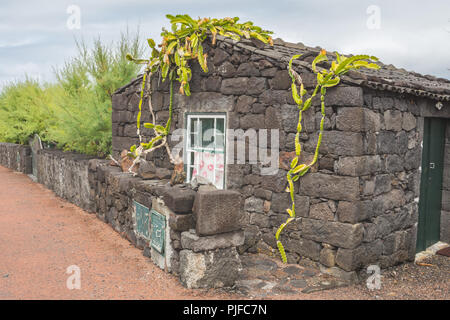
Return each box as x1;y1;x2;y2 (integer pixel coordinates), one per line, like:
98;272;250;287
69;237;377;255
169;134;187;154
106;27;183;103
185;113;227;189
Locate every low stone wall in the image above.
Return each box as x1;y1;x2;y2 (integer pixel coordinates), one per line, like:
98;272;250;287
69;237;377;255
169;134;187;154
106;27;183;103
0;143;244;289
0;144;93;212
36;149;95;212
88;160;244;288
0;142;32;174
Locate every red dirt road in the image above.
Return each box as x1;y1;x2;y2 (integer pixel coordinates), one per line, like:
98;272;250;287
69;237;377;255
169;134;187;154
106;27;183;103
0;166;236;300
1;165;448;300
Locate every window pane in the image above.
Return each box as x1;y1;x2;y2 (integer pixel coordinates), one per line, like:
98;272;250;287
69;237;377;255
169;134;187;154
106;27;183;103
215;134;224;150
189;166;194;180
201;118;215;149
216;118;224;134
186;115;226;189
190;118;197;134
190;134;196;148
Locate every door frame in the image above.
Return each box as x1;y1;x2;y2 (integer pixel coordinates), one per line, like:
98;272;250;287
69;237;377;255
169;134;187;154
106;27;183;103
416;117;446;252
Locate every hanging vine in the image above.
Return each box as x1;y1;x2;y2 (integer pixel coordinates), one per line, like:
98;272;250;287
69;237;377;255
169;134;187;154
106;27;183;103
276;50;381;263
124;14;273;173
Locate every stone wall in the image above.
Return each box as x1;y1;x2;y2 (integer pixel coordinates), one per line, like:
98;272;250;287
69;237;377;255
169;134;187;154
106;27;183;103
88;160;244;287
0;145;94;213
0;143;244;289
111;37;450;280
0;142;32;174
36;149;95;212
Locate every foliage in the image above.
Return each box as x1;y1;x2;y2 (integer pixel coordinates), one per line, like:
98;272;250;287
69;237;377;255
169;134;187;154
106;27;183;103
275;50;381;263
0;78;57;144
0;30;144;157
125;14;273;172
48;31;144;157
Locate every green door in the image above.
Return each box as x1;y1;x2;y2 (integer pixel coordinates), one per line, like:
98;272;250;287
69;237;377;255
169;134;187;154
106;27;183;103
416;117;446;252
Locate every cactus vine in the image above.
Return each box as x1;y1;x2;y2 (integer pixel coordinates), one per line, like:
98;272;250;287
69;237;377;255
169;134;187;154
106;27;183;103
125;14;273;173
276;50;381;263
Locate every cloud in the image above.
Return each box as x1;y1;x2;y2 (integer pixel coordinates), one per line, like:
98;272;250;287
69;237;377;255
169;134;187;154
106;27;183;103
0;38;43;49
0;0;449;91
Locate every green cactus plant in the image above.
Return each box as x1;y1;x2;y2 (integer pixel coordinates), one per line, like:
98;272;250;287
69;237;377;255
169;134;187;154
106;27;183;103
125;14;273;172
276;50;381;263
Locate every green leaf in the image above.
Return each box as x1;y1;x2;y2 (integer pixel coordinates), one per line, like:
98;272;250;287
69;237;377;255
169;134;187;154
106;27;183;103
166;41;177;54
143;123;155;129
250;31;268;43
292;164;307;174
277;241;287;263
147;38;156;49
335;54;378;75
288;54;302;79
286;208;294;218
291;83;302;105
290;157;299;168
312;50;328;73
184;82;191;96
275;217;294;239
298;167;310;176
303;98;312;111
161;63;169;80
190;33;198;49
366;62;380;70
317;72;324;85
295;133;301;155
323;76;340;88
155;125;166;134
300;83;307;96
174;52;181;67
197;43;208;73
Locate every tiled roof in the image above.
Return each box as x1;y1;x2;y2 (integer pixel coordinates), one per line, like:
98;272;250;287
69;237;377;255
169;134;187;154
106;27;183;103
116;35;450;103
218;36;450;102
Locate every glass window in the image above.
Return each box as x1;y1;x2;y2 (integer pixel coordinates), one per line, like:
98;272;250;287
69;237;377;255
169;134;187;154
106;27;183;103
186;114;226;189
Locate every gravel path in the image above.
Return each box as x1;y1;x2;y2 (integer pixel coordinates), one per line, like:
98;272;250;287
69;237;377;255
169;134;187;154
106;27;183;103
0;165;448;300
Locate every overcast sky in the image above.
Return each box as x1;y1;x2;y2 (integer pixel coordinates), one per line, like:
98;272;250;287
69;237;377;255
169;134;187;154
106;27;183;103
1;0;449;90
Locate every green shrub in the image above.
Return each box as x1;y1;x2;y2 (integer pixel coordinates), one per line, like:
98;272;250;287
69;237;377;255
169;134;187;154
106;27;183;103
0;29;144;157
0;78;57;144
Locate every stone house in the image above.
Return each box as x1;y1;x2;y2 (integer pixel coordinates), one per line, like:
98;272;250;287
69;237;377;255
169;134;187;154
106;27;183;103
111;35;450;280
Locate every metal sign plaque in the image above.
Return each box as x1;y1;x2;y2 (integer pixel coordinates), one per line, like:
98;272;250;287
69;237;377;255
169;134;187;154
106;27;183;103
134;201;150;240
151;210;165;255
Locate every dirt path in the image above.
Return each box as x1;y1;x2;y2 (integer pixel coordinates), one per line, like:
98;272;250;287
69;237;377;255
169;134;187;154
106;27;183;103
0;166;235;300
0;165;448;300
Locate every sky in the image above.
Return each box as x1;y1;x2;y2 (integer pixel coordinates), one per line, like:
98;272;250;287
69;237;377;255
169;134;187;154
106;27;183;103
1;0;449;90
